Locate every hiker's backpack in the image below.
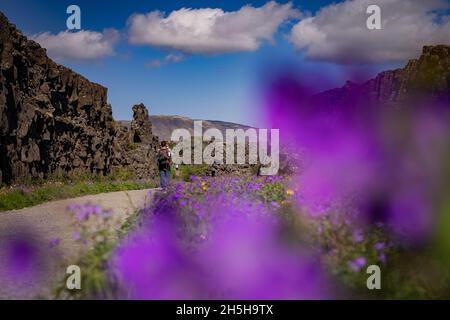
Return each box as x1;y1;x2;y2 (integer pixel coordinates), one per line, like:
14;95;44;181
158;148;171;170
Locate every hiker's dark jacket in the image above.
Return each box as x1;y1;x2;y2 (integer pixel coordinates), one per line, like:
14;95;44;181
157;148;172;171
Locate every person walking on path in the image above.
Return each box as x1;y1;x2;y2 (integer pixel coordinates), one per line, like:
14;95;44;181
157;141;172;188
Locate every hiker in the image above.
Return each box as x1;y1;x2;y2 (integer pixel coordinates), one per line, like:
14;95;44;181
157;141;172;188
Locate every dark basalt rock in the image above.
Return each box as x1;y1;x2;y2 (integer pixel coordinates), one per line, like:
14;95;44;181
0;12;115;184
0;12;158;184
130;103;154;144
313;45;450;108
112;104;159;180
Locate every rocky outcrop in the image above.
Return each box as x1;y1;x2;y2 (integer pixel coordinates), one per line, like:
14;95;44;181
0;12;119;184
314;45;450;108
112;104;159;180
0;12;158;184
130;104;155;144
367;45;449;105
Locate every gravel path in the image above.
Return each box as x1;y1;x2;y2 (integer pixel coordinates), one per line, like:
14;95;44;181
0;188;158;299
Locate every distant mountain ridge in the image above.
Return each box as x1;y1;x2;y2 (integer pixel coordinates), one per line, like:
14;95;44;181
120;115;254;141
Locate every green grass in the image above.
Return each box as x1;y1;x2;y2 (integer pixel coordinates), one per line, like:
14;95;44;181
178;164;210;181
0;179;156;212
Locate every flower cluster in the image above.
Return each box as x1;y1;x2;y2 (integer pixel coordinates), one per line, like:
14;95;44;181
67;203;115;248
110;176;334;299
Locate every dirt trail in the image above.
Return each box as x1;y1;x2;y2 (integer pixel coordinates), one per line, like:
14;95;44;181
0;188;158;299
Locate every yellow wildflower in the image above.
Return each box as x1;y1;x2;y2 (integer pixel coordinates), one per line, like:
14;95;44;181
286;189;295;196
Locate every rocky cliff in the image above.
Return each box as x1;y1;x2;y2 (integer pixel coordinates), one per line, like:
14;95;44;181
314;45;450;108
372;45;450;104
0;12;158;184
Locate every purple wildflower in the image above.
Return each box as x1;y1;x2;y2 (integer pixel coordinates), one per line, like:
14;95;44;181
374;242;386;250
348;257;367;272
72;232;81;241
378;253;387;264
15;184;32;194
68;203;108;222
270;201;281;208
49;238;61;248
111;190;334;299
352;229;365;243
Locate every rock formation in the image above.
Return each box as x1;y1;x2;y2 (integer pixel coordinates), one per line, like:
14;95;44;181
372;45;450;104
112;104;159;180
129;103;154;144
0;12;158;184
0;12;118;184
314;45;450;108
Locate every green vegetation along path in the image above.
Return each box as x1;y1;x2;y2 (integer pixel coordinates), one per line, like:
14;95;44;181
0;188;158;299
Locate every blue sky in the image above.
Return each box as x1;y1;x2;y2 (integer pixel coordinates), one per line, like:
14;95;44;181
1;0;447;126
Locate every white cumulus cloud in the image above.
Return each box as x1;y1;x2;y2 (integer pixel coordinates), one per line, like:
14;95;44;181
32;29;120;62
290;0;450;64
127;1;298;54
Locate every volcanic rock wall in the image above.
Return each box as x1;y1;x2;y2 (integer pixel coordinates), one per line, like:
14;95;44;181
367;45;450;104
0;12;158;184
0;12;118;184
314;45;450;108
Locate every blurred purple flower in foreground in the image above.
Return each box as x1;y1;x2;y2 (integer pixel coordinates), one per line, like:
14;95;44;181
0;225;61;298
111;187;334;300
197;215;331;299
0;229;47;288
112;216;206;300
263;74;450;244
5;239;37;276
